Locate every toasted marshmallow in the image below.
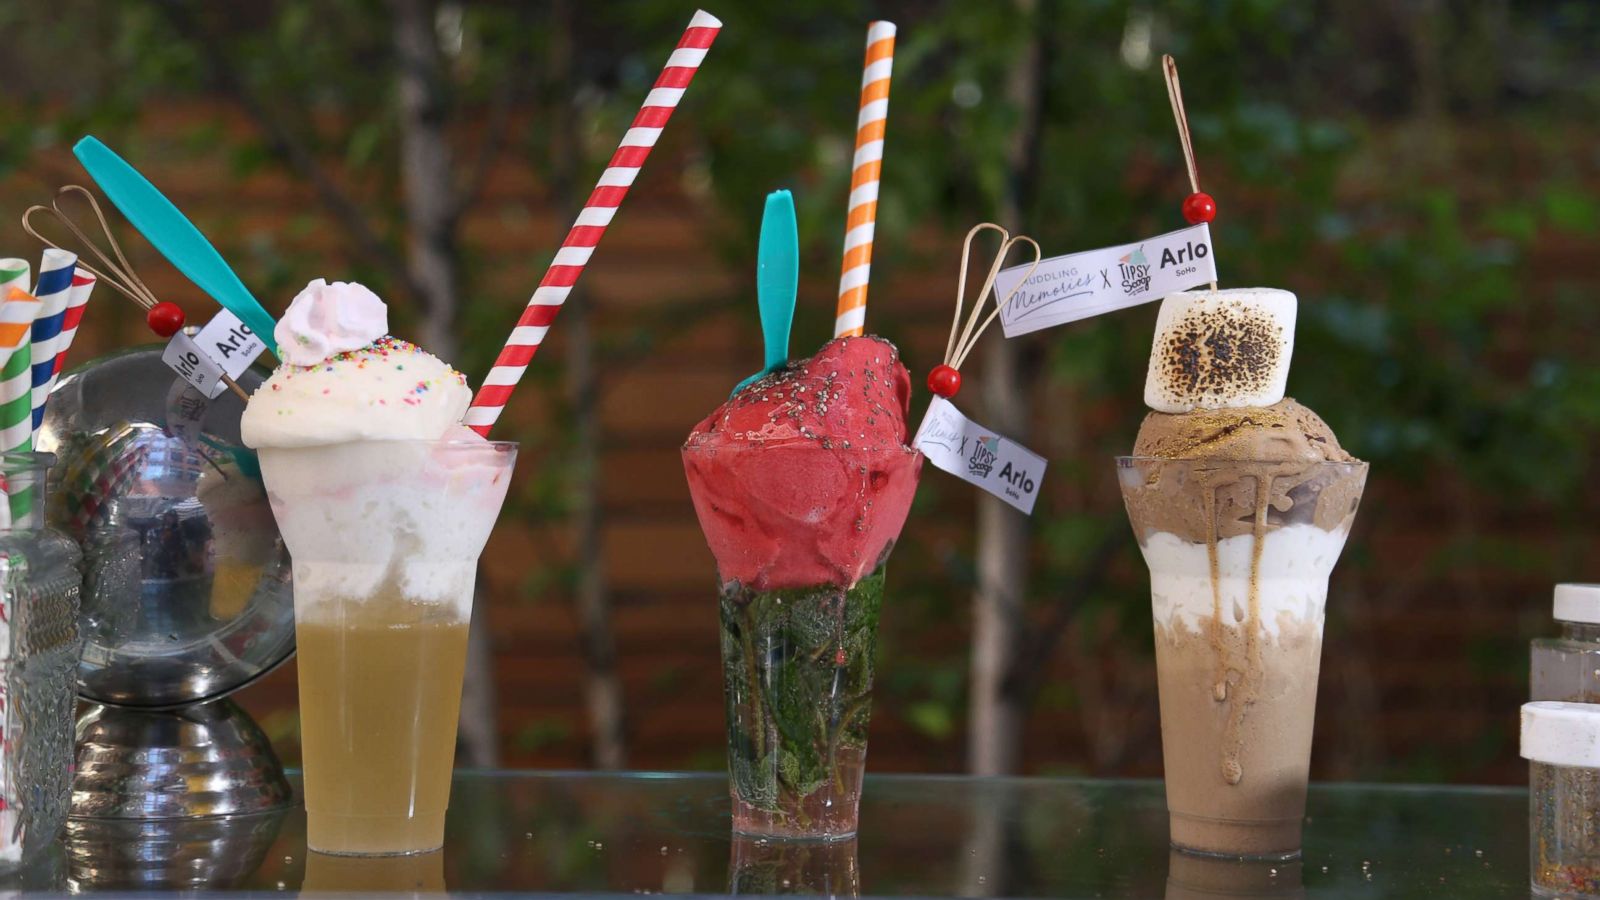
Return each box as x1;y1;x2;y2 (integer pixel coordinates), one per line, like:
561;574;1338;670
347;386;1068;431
1144;288;1296;413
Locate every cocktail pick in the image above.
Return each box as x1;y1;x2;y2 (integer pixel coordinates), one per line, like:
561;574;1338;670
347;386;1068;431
1162;55;1218;291
924;223;1040;399
72;136;280;354
22;186;251;401
733;189;799;396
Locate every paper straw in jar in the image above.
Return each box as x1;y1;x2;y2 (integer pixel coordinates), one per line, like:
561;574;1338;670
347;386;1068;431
29;248;76;436
0;290;41;371
832;20;896;339
51;271;97;378
463;9;723;436
0;261;26;296
0;263;29;529
0;319;33;527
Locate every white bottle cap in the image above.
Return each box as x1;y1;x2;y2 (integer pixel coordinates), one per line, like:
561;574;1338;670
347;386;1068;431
1522;701;1600;768
1554;584;1600;624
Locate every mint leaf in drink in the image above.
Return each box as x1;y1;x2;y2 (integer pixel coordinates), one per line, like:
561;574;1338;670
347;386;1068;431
779;744;826;799
718;564;888;824
730;747;779;812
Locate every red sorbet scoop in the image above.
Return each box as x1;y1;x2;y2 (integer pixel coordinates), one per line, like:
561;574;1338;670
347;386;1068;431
682;335;923;592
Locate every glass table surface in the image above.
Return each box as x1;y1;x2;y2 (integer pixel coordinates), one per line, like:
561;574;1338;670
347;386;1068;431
43;771;1525;897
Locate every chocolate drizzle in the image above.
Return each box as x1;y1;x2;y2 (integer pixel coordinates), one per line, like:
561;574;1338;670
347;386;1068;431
1208;471;1274;786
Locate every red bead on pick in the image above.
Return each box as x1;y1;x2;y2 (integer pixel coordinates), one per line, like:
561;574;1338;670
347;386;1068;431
147;302;186;338
1182;191;1217;225
927;364;962;398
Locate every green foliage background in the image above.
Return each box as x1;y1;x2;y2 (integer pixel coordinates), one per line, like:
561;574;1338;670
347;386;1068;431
0;0;1596;782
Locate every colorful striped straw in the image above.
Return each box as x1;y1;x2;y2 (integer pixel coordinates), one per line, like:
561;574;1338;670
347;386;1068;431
0;340;32;527
0;261;29;367
0;289;41;370
51;271;97;377
463;9;723;436
0;264;31;528
0;261;26;296
832;20;896;339
29;248;76;436
0;330;31;461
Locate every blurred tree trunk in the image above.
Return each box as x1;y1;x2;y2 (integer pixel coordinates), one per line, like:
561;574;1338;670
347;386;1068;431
967;0;1048;778
392;0;460;358
390;0;499;767
550;0;627;770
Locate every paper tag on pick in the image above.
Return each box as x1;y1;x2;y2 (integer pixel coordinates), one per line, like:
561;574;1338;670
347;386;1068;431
160;310;266;399
162;331;228;398
994;223;1217;337
913;397;1046;515
194;309;266;381
163;377;210;447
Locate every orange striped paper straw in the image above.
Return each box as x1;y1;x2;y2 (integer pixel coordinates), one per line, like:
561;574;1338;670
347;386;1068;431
0;288;39;355
833;20;896;339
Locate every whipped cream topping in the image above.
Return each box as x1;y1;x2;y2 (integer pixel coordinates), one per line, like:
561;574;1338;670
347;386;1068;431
241;279;471;449
275;279;388;367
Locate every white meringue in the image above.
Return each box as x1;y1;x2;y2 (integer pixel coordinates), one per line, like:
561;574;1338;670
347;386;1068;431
274;279;388;367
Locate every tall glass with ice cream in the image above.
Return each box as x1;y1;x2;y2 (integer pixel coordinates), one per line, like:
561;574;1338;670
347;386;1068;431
241;280;514;856
683;336;921;839
1118;289;1366;860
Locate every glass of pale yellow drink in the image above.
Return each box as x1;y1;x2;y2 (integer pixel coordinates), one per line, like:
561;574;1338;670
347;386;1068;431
258;438;515;856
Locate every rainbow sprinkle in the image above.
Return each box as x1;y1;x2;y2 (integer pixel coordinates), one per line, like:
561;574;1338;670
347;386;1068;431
264;335;469;411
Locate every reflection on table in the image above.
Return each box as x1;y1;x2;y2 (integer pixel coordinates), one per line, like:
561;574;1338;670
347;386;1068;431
50;771;1526;896
729;835;858;897
1166;851;1304;899
302;849;446;893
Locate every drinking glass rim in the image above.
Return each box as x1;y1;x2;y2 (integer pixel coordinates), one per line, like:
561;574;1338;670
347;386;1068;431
258;438;517;452
0;451;56;468
682;438;917;454
1116;455;1367;471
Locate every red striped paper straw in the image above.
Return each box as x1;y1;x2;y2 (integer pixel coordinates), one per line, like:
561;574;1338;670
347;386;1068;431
833;20;896;339
464;9;723;436
51;271;96;377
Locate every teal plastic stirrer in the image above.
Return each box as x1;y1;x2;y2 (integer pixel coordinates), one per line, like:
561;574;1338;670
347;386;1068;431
733;189;799;396
72;136;279;354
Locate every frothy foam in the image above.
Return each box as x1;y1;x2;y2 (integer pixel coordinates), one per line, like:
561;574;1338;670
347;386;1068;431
259;441;513;620
1139;523;1352;638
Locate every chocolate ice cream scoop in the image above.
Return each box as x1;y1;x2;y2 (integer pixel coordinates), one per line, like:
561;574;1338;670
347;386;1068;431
1127;398;1361;544
1133;398;1353;463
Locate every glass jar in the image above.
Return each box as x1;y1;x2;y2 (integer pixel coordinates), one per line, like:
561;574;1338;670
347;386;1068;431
1532;585;1600;702
1524;701;1600;897
0;453;82;869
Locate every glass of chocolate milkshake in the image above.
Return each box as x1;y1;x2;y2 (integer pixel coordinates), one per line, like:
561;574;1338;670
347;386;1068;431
1120;289;1367;860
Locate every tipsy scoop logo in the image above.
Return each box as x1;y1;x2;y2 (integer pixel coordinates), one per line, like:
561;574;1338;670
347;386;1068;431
913;398;1046;515
1119;246;1152;295
968;436;998;478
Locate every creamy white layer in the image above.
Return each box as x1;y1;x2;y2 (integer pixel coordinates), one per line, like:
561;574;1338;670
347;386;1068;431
259;440;512;619
1140;523;1351;639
